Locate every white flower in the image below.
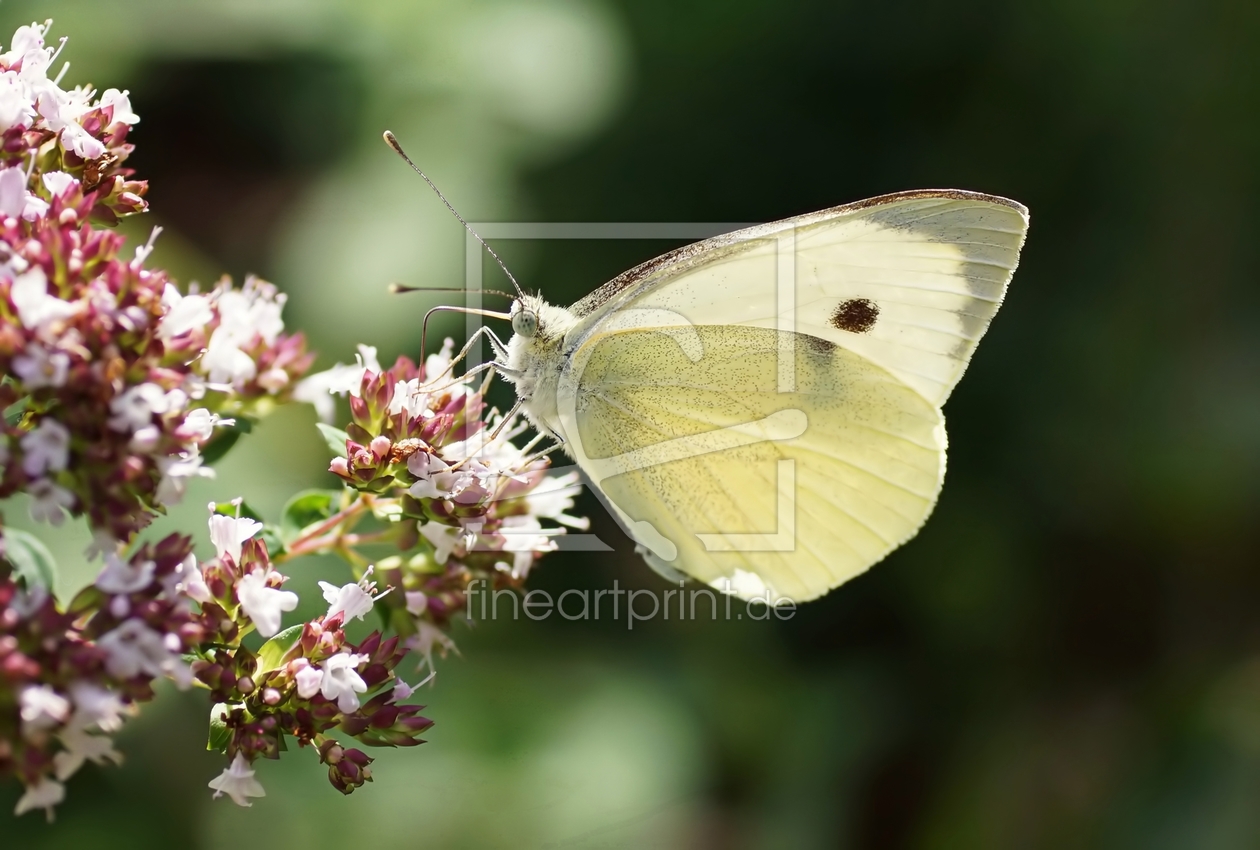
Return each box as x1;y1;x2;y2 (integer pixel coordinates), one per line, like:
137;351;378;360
94;553;156;594
49;85;98;129
236;570;298;638
19;685;71;732
0;75;37;132
318;652;369;713
53;725;122;780
27;478;74;525
99;88;138;125
108;382;183;432
155;451;213;505
0;165;27;217
407;621;458;672
0;162;48;219
294;664;323;699
97;619;191;687
22;193;47;221
14;777;64;820
20;418;70;475
67;683;129;733
215;279;286;346
292;344;382;423
391;671;434;703
319;566;388;623
42;170;78;197
59;120;105;159
163;553;211;603
157;283;212;339
405;591;428;616
208;753;266;807
10;266;77;331
202;328;256;385
525;471;590;529
129;425;161;453
440;428;529;492
419;521;465;565
197;278;289;386
423;337;456;384
407;452;473;500
177;407;232;442
8;583;47;621
256;367;289;393
493;515;557;580
208;512;263;565
388;378;432;420
12;342;69;389
84;531;119;561
6;22;49;63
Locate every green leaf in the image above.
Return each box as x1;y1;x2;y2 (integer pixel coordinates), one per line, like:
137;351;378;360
316;423;350;457
259;528;286;558
67;584;105;617
2;529;58;592
3;395;31;427
200;426;244;466
280;489;338;544
255;624;304;674
207;702;234;752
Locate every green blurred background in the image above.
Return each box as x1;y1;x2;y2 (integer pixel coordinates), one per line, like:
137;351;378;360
4;0;1260;847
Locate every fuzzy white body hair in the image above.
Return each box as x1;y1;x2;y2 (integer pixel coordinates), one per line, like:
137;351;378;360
502;295;581;447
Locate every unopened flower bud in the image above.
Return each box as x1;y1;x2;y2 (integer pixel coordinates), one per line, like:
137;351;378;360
319;740;344;764
369;436;392;461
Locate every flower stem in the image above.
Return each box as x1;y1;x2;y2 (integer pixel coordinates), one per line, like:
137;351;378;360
275;496;372;563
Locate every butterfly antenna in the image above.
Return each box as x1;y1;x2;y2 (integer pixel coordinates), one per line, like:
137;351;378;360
383;130;525;299
389;283;515;300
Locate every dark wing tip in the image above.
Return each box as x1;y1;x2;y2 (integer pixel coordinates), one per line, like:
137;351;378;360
841;188;1029;218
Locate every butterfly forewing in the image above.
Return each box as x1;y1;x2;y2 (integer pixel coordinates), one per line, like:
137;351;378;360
566;190;1028;407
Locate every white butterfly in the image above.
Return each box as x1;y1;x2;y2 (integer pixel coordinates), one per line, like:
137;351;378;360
493;190;1028;603
383;139;1028;604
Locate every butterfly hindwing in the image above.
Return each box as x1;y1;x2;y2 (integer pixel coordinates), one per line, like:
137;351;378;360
556;324;945;601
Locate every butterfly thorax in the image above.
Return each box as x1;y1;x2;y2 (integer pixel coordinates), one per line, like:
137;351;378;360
503;295;580;445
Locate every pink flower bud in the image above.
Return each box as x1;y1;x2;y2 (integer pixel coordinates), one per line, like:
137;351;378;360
369;436;391;461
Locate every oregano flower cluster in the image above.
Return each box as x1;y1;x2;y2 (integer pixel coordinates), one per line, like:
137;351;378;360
0;21;583;820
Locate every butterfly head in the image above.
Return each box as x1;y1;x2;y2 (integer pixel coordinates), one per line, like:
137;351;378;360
502;294;580;443
507;294;576;347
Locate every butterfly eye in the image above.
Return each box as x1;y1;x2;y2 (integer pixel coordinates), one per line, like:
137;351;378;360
512;309;538;338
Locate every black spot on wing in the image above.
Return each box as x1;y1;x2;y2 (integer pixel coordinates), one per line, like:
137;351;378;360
830;298;879;334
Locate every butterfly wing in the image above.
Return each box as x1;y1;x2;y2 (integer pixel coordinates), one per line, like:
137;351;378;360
553;189;1028;599
556;324;945;602
565;189;1029;407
